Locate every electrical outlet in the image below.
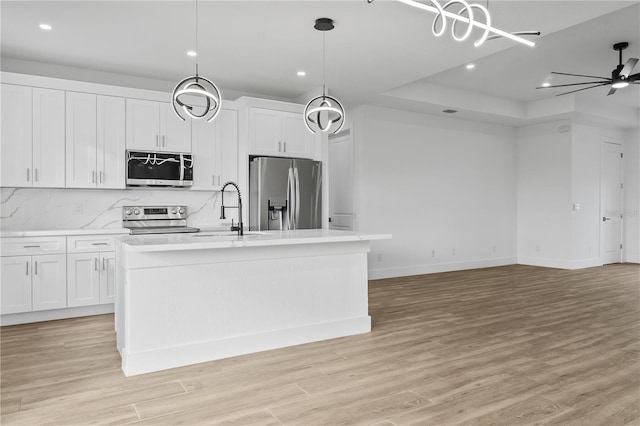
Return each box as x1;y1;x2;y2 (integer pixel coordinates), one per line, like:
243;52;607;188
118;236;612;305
431;250;436;257
75;203;83;214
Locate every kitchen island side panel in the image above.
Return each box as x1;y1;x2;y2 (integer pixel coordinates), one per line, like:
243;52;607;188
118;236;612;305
118;240;372;375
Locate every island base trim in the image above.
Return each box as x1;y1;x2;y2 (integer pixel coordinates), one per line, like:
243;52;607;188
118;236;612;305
121;315;371;376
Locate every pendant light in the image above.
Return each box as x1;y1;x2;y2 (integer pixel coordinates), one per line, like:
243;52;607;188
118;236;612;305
304;18;345;135
171;0;221;122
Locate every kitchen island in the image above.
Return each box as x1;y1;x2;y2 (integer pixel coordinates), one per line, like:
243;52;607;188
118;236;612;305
114;229;391;376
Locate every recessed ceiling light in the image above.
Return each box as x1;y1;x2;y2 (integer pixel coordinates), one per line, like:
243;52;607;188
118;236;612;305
542;82;551;87
297;71;306;77
187;50;197;57
39;23;52;31
466;64;475;70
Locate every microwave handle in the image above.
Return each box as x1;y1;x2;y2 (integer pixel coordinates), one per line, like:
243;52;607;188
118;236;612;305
180;154;185;182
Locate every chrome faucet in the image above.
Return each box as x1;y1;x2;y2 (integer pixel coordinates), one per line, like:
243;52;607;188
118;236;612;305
219;181;244;236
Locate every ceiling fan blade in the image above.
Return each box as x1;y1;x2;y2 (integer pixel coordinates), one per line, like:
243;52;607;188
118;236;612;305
607;86;617;96
620;58;639;78
556;83;610;96
536;81;610;89
551;71;609;80
628;73;640;83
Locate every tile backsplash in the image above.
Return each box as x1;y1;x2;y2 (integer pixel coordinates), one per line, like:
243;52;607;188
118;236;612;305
1;187;229;230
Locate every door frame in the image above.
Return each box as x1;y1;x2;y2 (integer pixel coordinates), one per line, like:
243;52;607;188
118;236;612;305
600;138;624;264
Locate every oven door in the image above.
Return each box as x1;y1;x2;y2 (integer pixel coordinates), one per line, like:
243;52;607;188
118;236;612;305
126;151;193;187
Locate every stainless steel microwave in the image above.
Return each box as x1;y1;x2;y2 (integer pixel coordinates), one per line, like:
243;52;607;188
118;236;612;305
126;150;193;187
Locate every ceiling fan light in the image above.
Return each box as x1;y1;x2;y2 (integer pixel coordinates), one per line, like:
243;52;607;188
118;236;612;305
612;81;629;89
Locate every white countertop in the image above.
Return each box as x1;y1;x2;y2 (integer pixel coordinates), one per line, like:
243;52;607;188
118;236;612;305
1;228;131;237
115;229;392;252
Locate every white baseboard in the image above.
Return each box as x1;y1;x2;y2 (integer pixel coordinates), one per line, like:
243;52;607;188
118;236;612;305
517;257;602;270
1;304;114;326
121;316;371;376
368;257;517;280
624;254;640;264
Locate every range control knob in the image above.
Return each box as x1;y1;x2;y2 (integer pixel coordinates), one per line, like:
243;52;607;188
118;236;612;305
171;208;177;214
178;208;185;215
133;209;140;215
124;208;132;216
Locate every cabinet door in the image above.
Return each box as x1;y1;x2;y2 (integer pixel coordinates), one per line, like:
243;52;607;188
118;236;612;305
97;96;126;189
33;88;66;187
99;252;116;304
160;103;191;152
281;112;311;158
217;109;239;187
248;108;281;155
1;84;32;187
191;109;238;190
126;99;160;151
32;254;66;311
191;115;216;190
0;256;32;314
67;253;100;307
66;92;97;188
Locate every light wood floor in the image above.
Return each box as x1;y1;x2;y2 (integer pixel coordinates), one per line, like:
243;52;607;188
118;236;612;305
1;264;639;425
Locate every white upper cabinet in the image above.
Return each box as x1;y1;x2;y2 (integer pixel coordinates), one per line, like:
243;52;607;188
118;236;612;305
192;109;238;190
66;93;125;188
248;108;312;159
126;99;191;152
97;96;126;188
1;84;32;187
1;85;65;188
32;88;66;187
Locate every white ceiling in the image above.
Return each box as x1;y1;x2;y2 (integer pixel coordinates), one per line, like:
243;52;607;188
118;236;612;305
2;0;639;121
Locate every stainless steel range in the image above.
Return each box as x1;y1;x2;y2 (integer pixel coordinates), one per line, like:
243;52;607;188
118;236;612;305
122;205;200;235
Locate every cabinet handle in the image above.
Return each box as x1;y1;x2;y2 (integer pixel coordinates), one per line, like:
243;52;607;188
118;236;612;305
156;135;159;147
95;257;98;271
212;175;215;186
99;171;103;183
26;261;29;276
23;245;41;248
35;169;39;182
34;261;38;275
284;142;286;152
27;168;30;182
92;171;96;183
92;242;108;246
102;257;106;271
278;141;281;152
162;135;165;147
218;176;220;186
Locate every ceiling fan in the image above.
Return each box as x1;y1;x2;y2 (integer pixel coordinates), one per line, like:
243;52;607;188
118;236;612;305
537;42;639;96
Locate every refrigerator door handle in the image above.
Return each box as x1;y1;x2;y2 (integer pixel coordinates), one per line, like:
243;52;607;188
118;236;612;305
286;167;294;230
294;166;300;230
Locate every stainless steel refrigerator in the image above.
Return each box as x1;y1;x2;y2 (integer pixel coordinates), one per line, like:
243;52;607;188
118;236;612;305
249;157;322;231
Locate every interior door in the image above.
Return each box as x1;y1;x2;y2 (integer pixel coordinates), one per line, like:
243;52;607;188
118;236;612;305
328;129;354;230
601;141;623;264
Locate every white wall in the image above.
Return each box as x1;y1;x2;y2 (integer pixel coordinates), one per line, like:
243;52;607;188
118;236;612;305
0;187;233;231
350;106;517;279
517;121;573;267
624;125;640;263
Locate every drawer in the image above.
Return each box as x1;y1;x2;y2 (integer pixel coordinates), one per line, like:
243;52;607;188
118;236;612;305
1;236;67;256
67;235;115;253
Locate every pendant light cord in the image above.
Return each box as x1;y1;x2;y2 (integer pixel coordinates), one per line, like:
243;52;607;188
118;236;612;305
195;0;199;78
322;31;326;96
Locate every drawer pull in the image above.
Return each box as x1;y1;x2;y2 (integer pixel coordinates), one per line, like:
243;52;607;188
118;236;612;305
102;257;106;270
92;243;109;246
23;245;41;248
34;261;38;275
95;258;98;271
26;261;29;276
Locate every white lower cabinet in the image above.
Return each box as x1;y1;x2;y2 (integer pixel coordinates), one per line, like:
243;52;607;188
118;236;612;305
1;254;66;314
67;252;115;307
